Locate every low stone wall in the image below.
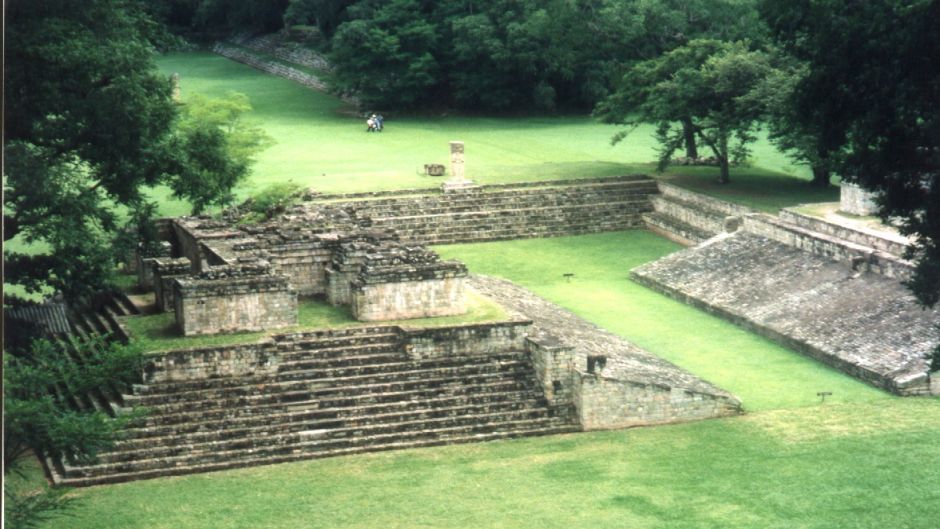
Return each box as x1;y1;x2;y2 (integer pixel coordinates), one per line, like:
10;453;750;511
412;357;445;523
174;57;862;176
742;215;913;280
840;182;879;216
469;275;743;428
174;268;297;336
143;340;280;383
573;375;741;430
213;43;329;92
401;320;531;360
351;275;466;321
152;258;192;312
778;208;910;258
526;335;576;408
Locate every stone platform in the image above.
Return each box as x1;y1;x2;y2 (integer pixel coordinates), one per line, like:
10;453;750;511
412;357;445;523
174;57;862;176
631;232;938;395
469;276;742;429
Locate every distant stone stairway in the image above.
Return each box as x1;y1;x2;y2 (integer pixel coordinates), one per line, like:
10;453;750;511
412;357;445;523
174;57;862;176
643;182;756;245
48;327;577;486
318;176;659;245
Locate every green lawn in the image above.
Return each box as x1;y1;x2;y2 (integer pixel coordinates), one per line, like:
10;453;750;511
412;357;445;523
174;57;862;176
26;398;939;529
152;52;832;217
436;231;888;412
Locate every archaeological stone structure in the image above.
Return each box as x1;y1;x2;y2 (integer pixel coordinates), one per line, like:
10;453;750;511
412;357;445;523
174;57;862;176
38;174;938;487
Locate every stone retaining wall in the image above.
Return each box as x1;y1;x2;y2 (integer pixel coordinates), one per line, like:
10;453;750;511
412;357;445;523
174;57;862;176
526;335;576;407
213;44;329;91
742;215;913;280
401;321;531;360
573;375;741;430
351;276;466;321
143;340;280;383
174;267;297;336
631;232;938;395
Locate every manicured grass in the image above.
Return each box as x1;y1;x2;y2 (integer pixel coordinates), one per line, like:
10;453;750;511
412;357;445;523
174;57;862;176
152;52;832;218
435;231;888;411
28;397;940;529
123;291;508;353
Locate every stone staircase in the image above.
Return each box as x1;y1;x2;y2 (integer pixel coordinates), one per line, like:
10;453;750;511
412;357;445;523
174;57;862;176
321;177;659;245
48;328;577;486
643;183;755;245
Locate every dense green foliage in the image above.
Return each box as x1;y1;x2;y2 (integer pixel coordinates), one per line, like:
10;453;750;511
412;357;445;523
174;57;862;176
3;334;144;529
4;3;268;303
167;92;274;214
759;0;940;311
4;0;178;302
596;40;777;183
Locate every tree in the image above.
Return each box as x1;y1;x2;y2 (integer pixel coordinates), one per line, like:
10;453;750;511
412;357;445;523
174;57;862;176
596;40;774;183
759;0;940;311
329;0;441;108
4;0;179;303
3;324;144;528
757;59;839;187
166;93;274;215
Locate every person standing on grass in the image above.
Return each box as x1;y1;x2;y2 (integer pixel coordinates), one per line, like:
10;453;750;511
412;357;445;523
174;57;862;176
376;114;384;131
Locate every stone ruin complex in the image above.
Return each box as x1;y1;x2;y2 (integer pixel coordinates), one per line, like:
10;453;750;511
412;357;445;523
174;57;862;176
33;175;938;487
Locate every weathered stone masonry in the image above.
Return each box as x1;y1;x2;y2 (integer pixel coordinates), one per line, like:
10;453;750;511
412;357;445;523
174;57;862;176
174;263;298;336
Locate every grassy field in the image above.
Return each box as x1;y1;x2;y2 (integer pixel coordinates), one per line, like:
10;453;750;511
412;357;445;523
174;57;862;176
23;397;939;529
152;52;835;217
436;231;888;412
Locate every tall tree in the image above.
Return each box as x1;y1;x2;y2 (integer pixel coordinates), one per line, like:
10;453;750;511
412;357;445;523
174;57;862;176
166;92;274;215
4;0;179;303
596;40;774;183
759;0;940;309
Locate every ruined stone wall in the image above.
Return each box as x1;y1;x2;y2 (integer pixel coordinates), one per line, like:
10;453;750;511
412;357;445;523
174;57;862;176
174;269;297;336
526;335;576;407
351;276;466;321
401;321;531;360
152;258;192;312
840;183;880;216
143;341;280;383
573;375;741;429
310;176;658;246
742;215;912;280
266;244;335;296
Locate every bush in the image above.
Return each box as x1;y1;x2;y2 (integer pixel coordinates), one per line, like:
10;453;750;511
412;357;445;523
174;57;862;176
248;182;305;220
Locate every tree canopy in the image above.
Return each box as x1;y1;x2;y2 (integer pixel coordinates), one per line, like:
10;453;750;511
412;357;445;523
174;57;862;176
4;0;269;303
760;0;940;308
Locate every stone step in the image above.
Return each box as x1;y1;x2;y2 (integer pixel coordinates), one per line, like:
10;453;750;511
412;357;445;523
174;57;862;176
63;415;574;478
107;399;553;459
53;423;578;486
777;208;910;258
276;341;401;360
274;332;401;351
657;183;752;217
650;195;727;234
272;327;398;343
130;376;534;426
393;217;642;236
128;356;532;404
357;193;655;217
276;350;407;372
406;220;647;245
123;387;543;439
643;212;715;245
369;199;652;223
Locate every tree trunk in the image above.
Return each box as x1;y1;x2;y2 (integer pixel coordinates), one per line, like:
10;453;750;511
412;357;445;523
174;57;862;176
717;133;730;184
682;117;698;159
810;164;831;187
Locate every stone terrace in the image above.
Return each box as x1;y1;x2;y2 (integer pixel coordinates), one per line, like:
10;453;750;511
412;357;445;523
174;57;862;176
48;323;579;486
310;175;659;246
469;276;742;429
632;232;939;395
